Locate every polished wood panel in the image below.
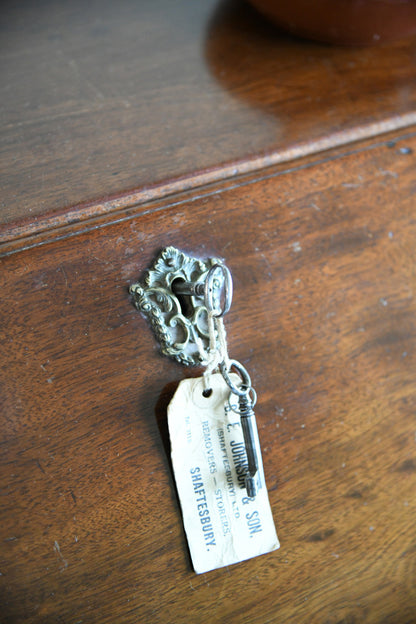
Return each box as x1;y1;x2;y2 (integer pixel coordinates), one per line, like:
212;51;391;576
1;131;415;623
2;0;416;234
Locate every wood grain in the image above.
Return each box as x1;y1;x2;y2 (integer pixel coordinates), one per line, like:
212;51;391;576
2;0;416;235
1;131;415;623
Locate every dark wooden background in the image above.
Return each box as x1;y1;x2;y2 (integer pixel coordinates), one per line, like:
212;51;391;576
1;1;415;622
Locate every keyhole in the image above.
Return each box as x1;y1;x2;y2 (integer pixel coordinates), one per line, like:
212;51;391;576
172;278;194;318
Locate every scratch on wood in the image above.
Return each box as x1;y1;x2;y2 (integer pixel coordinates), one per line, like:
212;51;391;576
54;540;68;569
377;168;398;178
36;459;45;474
58;266;69;288
307;528;335;542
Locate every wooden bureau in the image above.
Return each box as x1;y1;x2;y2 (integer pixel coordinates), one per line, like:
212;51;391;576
1;1;415;622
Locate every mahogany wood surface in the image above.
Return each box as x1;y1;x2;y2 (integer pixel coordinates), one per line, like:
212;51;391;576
2;0;416;237
1;131;416;623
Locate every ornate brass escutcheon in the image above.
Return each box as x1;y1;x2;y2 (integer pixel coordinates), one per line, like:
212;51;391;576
129;247;228;366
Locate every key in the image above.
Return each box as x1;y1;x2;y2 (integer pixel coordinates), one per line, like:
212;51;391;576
220;359;262;499
238;390;260;498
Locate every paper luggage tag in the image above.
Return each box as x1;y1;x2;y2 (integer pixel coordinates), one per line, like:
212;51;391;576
168;373;280;574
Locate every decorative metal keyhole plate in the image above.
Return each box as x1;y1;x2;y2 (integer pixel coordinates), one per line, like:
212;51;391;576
129;247;222;366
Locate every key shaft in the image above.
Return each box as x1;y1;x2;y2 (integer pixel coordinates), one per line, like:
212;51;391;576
239;392;260;498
